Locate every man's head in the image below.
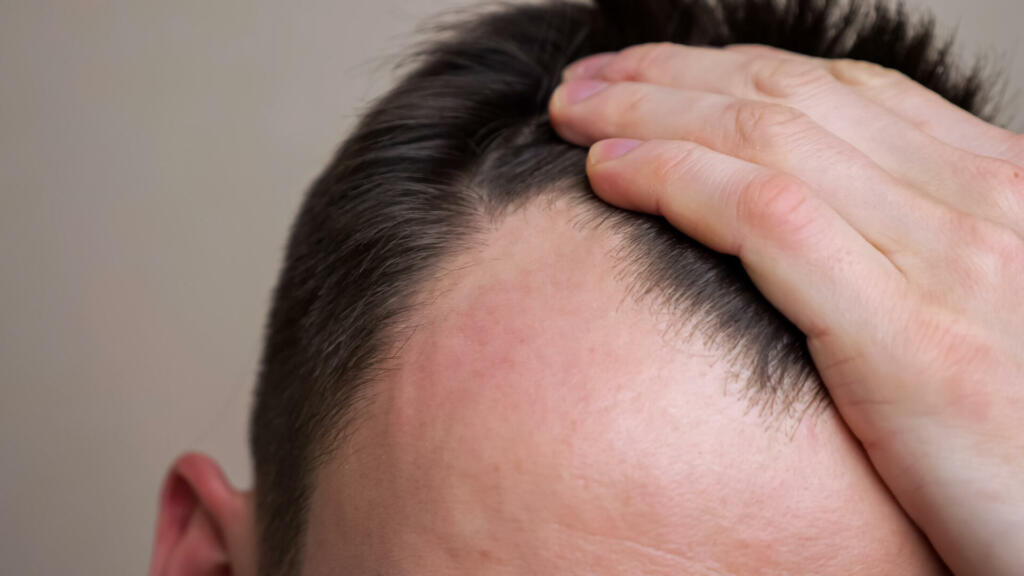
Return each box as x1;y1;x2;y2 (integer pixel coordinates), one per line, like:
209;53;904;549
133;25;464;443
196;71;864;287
149;0;998;574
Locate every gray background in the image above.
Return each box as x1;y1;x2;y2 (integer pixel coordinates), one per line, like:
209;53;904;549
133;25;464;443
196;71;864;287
1;1;1020;574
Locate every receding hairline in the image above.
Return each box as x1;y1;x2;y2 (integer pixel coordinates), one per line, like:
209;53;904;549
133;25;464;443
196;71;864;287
323;184;827;467
299;185;844;574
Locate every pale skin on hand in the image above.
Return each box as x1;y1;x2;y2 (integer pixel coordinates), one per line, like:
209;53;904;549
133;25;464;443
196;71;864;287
549;42;1024;576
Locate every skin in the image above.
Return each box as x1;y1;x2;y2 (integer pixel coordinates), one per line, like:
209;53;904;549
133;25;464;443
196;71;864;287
148;43;1024;576
302;198;946;575
549;43;1024;574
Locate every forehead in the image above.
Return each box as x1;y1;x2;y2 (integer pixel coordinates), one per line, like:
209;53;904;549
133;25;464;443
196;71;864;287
302;199;941;575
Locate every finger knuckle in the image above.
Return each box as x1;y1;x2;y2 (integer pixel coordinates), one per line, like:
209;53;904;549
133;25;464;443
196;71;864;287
827;58;903;88
612;42;677;81
598;84;651;134
731;101;811;148
951;212;1024;288
905;114;940;139
736;172;818;247
965;156;1024;221
749;57;834;99
651;141;704;182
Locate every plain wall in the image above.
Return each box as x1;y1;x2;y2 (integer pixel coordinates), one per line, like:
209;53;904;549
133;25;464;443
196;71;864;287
0;1;1020;574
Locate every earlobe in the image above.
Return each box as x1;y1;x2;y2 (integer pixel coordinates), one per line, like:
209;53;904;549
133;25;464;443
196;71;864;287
149;453;257;576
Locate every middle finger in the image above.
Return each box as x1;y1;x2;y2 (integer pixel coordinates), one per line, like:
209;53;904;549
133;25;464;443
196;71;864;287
548;79;942;268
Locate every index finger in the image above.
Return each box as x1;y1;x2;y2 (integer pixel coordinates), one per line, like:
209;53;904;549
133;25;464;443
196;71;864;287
587;137;905;346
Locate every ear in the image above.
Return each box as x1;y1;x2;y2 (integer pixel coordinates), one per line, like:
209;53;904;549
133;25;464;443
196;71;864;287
149;453;257;576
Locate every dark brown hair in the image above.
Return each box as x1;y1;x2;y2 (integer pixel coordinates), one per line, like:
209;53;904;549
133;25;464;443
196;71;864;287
250;0;998;573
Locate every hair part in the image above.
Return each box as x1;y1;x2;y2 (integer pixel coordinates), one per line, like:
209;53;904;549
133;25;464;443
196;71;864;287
249;0;1000;573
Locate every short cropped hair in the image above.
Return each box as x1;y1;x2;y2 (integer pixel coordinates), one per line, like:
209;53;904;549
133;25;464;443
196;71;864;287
250;0;998;573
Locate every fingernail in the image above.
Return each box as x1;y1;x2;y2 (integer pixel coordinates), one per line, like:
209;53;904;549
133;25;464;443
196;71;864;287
563;52;617;81
556;79;610;106
589;138;643;165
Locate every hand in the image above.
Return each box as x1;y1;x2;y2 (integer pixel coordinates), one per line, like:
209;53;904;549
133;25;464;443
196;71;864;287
549;42;1024;575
